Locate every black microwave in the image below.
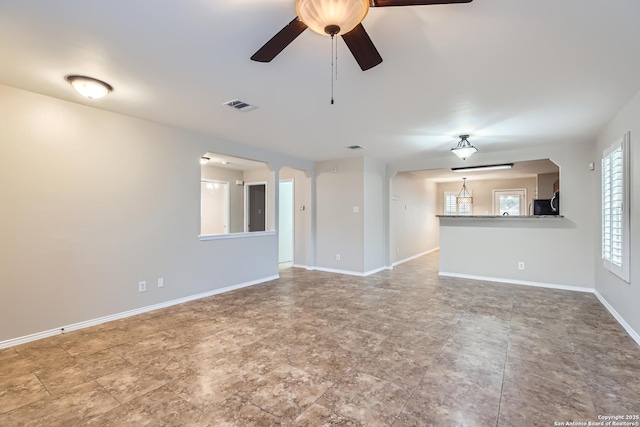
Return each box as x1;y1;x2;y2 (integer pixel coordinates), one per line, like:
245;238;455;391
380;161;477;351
533;191;559;215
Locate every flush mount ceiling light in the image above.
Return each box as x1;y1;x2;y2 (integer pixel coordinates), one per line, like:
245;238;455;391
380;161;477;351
200;156;210;165
456;178;473;205
452;163;514;173
451;135;478;160
65;75;112;99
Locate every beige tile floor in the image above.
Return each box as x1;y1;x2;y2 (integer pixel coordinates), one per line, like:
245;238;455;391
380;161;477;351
1;252;639;426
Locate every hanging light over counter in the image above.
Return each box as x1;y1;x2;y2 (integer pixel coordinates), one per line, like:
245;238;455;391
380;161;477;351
456;178;473;205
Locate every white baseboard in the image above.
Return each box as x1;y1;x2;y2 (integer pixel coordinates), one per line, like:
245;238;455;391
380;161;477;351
313;266;388;277
292;264;314;270
0;275;279;350
364;266;390;276
594;290;640;347
438;271;594;293
392;248;439;267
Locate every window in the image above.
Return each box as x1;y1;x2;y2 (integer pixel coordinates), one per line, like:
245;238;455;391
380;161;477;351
445;192;472;215
493;189;527;215
602;132;630;282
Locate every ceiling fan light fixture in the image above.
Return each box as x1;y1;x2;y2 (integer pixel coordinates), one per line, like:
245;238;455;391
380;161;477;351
451;134;478;160
296;0;369;36
65;75;112;99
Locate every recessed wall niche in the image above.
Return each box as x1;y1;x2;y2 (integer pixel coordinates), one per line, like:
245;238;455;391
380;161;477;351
200;153;274;235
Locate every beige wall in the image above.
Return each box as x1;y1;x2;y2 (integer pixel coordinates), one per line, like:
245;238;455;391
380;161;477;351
315;157;365;273
0;85;312;343
437;177;537;216
363;157;386;272
314;156;387;274
390;172;439;264
537;172;559;199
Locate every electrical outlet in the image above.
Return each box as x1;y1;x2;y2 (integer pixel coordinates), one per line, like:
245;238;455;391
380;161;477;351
336;254;341;261
518;262;525;270
158;278;164;288
138;281;147;292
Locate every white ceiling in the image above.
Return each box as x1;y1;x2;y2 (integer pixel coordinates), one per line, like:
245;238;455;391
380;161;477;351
1;0;639;163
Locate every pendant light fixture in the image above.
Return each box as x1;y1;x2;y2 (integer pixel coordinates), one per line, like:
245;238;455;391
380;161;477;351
456;178;473;205
451;134;477;160
65;75;112;99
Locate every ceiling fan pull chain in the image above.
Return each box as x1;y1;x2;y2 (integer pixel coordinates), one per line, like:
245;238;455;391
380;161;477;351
330;34;335;104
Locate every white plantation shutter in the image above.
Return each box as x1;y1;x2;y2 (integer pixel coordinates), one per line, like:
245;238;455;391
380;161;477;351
602;133;630;282
602;147;622;263
445;192;472;215
445;193;457;215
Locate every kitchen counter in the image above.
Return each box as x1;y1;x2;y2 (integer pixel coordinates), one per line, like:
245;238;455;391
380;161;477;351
437;215;563;219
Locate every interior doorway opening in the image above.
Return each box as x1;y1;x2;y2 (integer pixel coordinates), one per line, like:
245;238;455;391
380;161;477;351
279;180;294;269
279;166;312;270
245;182;267;232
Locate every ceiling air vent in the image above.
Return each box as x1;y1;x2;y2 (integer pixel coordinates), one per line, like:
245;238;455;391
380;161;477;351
347;145;364;150
223;99;257;112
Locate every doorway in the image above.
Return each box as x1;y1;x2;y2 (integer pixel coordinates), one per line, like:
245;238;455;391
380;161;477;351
245;182;266;232
279;180;294;267
493;189;527;215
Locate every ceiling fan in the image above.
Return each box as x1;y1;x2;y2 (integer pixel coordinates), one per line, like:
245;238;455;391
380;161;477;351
251;0;473;71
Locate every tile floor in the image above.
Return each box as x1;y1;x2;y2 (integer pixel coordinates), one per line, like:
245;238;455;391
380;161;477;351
1;252;639;426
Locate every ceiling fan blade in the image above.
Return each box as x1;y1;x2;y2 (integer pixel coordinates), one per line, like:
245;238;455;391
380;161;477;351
251;18;308;62
341;24;383;71
372;0;472;7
